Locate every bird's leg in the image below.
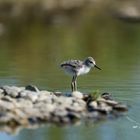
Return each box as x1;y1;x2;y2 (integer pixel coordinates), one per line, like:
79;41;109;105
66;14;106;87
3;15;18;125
71;76;75;92
74;75;77;91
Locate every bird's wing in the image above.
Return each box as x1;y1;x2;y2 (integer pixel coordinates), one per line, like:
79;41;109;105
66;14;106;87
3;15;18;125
60;60;83;69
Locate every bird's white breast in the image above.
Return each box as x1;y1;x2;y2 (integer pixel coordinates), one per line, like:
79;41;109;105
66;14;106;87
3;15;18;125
77;66;90;76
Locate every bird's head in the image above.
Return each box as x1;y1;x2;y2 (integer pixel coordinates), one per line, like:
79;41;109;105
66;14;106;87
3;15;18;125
84;57;101;70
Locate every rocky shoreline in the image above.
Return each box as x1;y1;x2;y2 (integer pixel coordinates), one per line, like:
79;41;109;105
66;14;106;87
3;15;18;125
0;85;128;134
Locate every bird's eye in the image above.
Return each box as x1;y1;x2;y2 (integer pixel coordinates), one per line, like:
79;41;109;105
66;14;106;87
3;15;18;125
88;61;93;64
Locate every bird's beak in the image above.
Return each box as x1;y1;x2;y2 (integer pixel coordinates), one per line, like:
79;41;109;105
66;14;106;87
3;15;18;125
95;65;101;70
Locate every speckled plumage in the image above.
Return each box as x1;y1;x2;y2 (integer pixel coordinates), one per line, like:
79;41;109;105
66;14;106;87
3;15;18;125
60;59;83;75
60;57;101;91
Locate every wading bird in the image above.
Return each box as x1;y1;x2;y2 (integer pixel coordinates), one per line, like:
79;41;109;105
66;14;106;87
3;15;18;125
60;57;101;91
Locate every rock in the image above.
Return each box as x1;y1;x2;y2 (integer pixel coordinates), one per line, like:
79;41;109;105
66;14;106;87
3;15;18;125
53;108;68;117
76;99;86;107
113;104;128;111
0;112;17;123
1;86;23;98
54;91;63;96
20;90;39;102
18;90;28;97
67;111;81;120
90;101;98;109
45;104;56;114
13;109;28;119
98;98;118;106
1;95;14;102
55;96;73;106
101;93;113;100
26;93;38;102
37;91;52;102
25;85;39;92
97;102;113;112
72;91;83;99
15;99;33;108
0;85;128;132
0;100;15;110
28;117;40;125
67;103;84;112
0;88;4;94
40;90;51;96
0;93;4;99
87;111;99;119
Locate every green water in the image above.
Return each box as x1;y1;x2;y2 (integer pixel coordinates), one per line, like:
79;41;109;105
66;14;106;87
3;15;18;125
0;9;140;140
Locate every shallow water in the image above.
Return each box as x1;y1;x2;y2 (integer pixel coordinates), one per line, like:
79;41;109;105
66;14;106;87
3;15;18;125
0;8;140;140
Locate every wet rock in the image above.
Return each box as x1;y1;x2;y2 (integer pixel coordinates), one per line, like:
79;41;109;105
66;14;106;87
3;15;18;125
0;112;17;123
97;102;112;113
25;85;39;92
67;111;81;120
28;117;39;125
86;111;99;120
113;104;128;111
98;98;118;106
101;93;113;100
22;108;40;117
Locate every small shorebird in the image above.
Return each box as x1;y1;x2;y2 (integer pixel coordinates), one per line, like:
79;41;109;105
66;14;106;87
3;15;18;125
60;57;101;91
